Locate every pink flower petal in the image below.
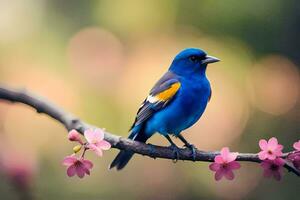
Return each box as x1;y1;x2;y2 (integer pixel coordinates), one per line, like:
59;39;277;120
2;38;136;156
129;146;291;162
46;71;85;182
82;160;93;169
94;129;104;141
293;140;300;151
93;148;103;157
273;151;283;158
211;148;240;181
209;163;220;171
228;161;241;170
84;129;95;144
88;144;103;157
259;139;268;150
220;147;230;160
288;152;300;160
87;143;96;149
268;137;278;150
215;170;224;181
273;145;283;158
76;166;86;178
68;130;83;144
84;129;105;144
63;157;94;178
258;151;267;160
224;170;234;180
62;156;77;166
66;165;76;177
84;168;90;175
274;158;285;166
276;144;283;151
214;155;224;164
226;152;238;163
97;140;111;150
219;147;238;163
293;157;300;169
268;154;277;160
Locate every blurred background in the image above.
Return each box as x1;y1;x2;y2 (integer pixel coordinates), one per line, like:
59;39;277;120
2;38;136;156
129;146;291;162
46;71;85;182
0;0;299;199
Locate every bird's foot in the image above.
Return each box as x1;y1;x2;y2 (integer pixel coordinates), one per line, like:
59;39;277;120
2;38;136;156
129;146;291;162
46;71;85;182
184;144;197;161
169;144;180;163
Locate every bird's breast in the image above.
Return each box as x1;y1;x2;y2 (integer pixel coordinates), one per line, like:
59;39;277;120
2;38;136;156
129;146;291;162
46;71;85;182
178;79;210;116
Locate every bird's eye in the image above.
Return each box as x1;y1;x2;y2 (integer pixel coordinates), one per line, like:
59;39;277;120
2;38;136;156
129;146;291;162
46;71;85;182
189;56;198;62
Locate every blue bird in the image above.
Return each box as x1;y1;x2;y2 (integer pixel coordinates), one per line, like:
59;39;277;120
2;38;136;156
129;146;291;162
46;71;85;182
110;48;220;170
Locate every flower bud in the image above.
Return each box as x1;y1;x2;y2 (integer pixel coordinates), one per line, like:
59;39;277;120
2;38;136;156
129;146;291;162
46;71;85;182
73;145;82;154
68;130;83;144
288;151;300;170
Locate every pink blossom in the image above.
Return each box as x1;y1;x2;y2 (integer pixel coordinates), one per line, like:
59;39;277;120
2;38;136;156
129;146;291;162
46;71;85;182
289;140;300;170
1;152;36;189
68;129;83;144
260;158;285;181
258;137;283;160
84;128;111;157
5;164;33;189
287;151;300;170
293;140;300;151
209;147;241;181
62;156;93;178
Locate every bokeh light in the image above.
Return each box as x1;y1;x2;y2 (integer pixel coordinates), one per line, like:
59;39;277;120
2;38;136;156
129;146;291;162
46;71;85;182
68;27;125;92
0;0;44;43
94;0;177;35
247;55;300;115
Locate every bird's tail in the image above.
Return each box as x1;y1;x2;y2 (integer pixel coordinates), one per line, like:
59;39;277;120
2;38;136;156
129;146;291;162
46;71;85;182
109;127;148;170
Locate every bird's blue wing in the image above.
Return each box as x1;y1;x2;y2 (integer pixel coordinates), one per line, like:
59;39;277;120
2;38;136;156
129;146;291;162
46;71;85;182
130;71;181;130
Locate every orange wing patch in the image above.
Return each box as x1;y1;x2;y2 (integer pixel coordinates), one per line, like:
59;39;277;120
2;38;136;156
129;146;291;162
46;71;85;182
155;82;181;101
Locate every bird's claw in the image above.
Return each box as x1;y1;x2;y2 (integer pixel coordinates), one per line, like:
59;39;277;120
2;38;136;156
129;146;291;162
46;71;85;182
185;144;197;161
169;144;180;163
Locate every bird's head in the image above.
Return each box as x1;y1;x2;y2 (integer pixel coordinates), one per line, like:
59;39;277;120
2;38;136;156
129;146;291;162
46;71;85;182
169;48;220;76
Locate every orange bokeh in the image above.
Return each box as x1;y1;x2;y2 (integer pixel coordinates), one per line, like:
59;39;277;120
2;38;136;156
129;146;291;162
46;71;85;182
247;56;300;115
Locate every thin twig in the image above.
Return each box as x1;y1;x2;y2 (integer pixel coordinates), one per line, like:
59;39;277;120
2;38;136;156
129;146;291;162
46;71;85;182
0;86;299;176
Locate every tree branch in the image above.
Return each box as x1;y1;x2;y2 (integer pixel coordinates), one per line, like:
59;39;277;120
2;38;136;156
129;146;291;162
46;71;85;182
0;86;299;176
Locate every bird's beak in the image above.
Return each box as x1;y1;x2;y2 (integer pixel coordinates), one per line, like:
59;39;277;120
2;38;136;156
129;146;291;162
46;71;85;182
202;55;220;65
